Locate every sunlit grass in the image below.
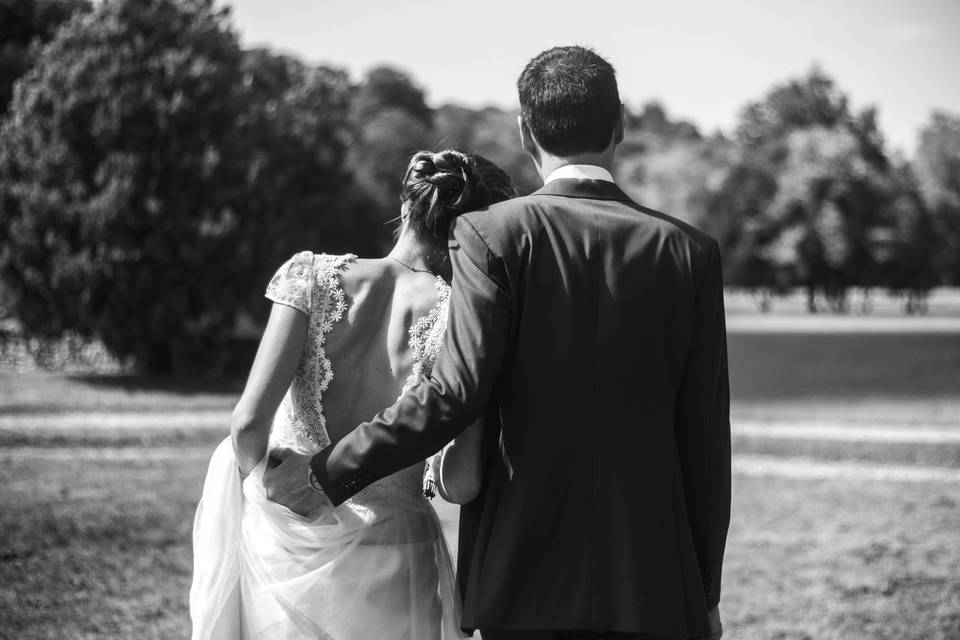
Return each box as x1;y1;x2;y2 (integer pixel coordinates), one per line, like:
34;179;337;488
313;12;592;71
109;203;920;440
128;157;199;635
1;448;957;639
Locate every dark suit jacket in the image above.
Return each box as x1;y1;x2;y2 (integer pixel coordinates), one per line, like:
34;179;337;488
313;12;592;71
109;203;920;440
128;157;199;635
312;179;731;638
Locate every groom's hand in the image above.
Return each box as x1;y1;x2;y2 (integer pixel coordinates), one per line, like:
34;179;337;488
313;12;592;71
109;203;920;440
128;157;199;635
262;449;333;518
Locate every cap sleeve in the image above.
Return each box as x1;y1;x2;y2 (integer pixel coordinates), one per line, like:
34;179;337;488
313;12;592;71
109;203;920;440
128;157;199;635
265;251;315;314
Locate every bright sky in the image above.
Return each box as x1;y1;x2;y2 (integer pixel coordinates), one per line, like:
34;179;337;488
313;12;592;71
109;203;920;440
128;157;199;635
223;0;960;154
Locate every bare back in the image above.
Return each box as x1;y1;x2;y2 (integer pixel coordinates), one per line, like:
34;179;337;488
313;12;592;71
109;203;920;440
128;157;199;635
322;258;446;443
263;251;449;460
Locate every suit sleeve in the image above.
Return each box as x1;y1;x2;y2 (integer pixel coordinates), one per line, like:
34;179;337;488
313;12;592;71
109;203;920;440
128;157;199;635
311;217;512;505
674;239;731;609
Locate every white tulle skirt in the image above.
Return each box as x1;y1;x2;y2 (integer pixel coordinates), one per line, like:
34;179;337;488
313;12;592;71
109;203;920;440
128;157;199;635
190;438;464;640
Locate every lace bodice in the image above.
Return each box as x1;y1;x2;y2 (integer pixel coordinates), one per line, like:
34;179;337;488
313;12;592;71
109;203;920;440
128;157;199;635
264;251;450;512
403;277;451;393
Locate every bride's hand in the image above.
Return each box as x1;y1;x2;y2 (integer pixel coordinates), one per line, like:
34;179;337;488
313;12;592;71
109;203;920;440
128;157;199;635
262;449;332;518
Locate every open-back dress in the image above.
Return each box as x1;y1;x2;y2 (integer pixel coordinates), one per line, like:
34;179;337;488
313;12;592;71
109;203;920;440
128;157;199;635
190;252;461;640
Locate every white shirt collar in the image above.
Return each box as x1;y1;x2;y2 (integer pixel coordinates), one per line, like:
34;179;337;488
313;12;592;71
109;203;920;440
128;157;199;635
544;164;615;184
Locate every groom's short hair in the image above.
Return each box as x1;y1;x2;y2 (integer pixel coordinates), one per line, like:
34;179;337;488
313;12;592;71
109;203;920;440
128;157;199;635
518;46;620;157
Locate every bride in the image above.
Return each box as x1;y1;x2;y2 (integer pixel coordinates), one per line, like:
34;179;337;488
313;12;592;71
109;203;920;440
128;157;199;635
190;149;515;639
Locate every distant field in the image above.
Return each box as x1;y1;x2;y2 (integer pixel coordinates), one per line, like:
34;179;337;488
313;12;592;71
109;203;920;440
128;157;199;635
1;314;959;638
3;314;958;426
729;330;960;425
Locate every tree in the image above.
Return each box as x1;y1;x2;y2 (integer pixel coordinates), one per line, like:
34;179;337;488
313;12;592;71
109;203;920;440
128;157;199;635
761;127;893;311
869;159;938;312
433;104;540;195
914;111;960;284
0;0;91;114
350;66;432;128
616;102;734;240
0;0;357;372
347;66;433;236
625;102;701;143
718;69;901;310
735;67;889;179
230;48;375;281
707;160;783;299
736;67;851;150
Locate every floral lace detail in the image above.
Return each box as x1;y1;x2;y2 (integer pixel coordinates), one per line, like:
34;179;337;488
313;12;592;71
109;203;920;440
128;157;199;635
312;255;353;427
267;252;356;452
402;276;451;394
402;277;451;499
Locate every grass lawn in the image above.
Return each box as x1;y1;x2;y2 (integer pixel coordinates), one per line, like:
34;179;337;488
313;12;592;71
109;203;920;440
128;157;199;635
1;319;959;638
1;446;957;639
721;475;959;640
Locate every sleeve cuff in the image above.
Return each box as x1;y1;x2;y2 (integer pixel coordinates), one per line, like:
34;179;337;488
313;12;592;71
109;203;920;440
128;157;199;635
309;446;351;506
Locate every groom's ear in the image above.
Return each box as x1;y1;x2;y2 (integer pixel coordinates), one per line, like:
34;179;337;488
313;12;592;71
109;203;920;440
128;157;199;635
613;103;625;146
518;115;540;163
518;115;532;152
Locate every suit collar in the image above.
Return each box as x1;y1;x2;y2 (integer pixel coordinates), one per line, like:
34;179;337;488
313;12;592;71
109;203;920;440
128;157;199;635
532;178;634;203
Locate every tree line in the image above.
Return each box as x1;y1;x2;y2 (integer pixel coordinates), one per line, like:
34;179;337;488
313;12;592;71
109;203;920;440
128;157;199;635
1;0;958;372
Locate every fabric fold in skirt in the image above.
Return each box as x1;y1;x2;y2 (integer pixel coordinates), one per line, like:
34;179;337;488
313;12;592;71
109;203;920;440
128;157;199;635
190;437;465;639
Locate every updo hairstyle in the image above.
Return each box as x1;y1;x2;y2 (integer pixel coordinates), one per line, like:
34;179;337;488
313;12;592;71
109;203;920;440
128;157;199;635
400;149;516;245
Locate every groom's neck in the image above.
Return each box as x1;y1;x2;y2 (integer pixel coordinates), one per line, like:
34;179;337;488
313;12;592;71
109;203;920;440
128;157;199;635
534;148;616;184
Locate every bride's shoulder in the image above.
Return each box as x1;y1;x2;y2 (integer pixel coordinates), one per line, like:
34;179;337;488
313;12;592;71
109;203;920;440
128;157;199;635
271;251;358;278
345;258;445;311
333;256;387;289
264;251;357;313
273;250;314;274
314;252;358;270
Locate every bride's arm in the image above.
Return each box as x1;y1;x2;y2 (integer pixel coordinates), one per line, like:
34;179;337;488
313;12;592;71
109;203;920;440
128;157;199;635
231;303;307;475
435;418;484;505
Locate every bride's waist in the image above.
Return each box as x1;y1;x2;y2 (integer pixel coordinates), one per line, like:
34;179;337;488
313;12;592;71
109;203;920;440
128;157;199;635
348;465;431;512
242;478;438;546
255;451;430;515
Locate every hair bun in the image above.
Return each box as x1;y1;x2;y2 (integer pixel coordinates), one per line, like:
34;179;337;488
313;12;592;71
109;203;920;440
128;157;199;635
400;148;511;246
426;169;464;190
425;150;476;209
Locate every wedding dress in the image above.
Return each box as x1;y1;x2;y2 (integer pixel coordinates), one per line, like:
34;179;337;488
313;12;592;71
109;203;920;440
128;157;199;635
190;252;463;640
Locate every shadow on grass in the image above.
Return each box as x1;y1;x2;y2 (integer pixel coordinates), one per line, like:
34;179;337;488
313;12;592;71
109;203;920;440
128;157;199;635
729;332;960;402
0;370;241;414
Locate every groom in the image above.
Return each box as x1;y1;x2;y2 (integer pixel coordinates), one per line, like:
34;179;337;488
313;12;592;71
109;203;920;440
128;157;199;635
268;46;730;639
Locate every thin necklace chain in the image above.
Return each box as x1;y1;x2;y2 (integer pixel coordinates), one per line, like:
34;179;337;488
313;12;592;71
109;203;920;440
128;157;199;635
389;256;434;275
